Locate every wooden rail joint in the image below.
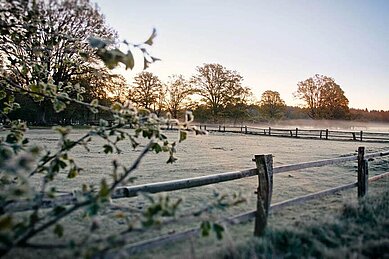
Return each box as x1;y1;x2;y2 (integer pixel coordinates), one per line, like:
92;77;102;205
253;154;273;237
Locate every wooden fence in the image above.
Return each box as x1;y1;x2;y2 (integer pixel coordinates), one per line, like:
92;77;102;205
7;148;389;257
194;125;389;143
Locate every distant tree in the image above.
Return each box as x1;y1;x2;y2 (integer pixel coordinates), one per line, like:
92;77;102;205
295;74;349;119
0;0;117;124
259;90;286;120
152;84;167;116
165;75;193;119
191;63;250;120
129;71;162;110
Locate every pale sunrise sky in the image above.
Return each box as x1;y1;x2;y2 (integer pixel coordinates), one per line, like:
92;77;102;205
93;0;389;110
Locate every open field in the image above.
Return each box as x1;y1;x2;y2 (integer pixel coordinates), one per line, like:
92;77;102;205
3;128;389;258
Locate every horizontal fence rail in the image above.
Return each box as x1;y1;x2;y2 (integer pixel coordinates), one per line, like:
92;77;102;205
190;124;389;143
6;150;389;212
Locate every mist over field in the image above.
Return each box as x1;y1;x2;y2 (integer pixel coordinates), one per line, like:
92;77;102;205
245;119;389;132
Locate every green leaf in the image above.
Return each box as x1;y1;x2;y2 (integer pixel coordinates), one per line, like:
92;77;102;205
200;221;211;237
152;143;162;153
124;50;135;70
179;131;187;143
58;159;67;169
53;99;66;113
87;203;100;216
54;224;64;238
143;57;150;70
99;178;110;199
0;216;12;231
144;28;157;46
110;102;122;112
67;167;78;178
103;144;113;154
0;90;7;100
90;99;99;107
213;223;224;240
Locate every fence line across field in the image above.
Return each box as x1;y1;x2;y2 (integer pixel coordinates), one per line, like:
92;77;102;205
6;150;389;211
5;146;389;257
193;124;389;143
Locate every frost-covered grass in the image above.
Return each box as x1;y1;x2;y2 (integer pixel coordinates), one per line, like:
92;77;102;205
220;181;389;259
3;129;389;258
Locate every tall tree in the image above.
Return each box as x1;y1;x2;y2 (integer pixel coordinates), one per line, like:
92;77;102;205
129;71;162;110
295;74;349;119
0;0;117;123
165;75;193;119
191;63;249;119
259;90;286;120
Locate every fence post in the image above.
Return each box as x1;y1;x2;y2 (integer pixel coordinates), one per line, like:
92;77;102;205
320;130;322;139
253;154;273;237
218;125;221;132
268;127;271;136
352;132;356;141
325;129;329;140
245;126;247;134
204;125;207;131
223;126;226;132
360;131;363;141
357;147;368;197
295;128;298;137
289;130;293;137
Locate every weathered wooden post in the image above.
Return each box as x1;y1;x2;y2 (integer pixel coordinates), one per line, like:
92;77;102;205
263;129;266;135
357;147;368;197
289;130;293;137
268;127;271;136
295;128;298;137
253;154;273;237
245;126;248;134
223;126;226;132
204;125;207;131
218;125;221;132
325;129;329;140
360;131;363;141
352;132;356;141
240;126;243;133
320;130;322;139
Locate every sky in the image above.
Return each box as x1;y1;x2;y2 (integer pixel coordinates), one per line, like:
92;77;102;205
93;0;389;110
